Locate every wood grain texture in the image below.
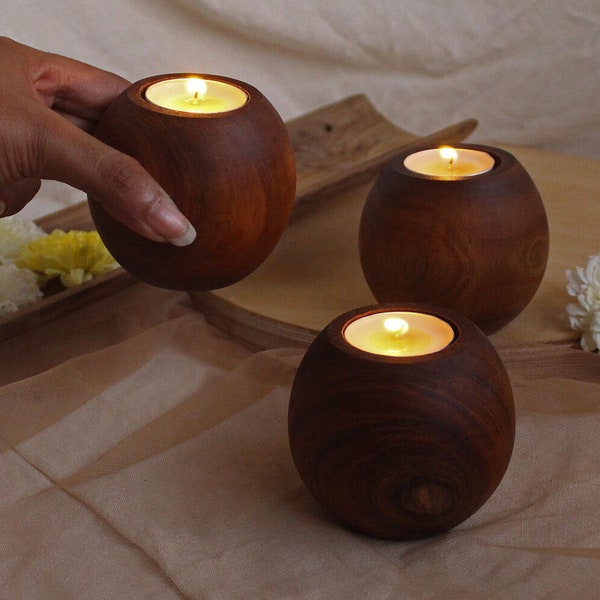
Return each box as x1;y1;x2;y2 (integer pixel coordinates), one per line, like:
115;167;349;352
89;74;297;291
359;144;550;334
288;304;515;540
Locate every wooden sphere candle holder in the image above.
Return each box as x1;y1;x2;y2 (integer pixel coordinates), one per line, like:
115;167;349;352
359;144;549;333
288;303;515;540
88;74;296;290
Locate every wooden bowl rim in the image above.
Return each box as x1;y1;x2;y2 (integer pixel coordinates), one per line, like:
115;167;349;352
322;302;488;365
125;72;263;118
390;143;517;182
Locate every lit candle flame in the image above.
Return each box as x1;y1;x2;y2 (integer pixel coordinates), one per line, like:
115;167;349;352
186;77;207;105
384;317;410;339
439;146;458;170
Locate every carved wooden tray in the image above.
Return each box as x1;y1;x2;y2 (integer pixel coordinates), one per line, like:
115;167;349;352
189;94;477;348
0;95;476;343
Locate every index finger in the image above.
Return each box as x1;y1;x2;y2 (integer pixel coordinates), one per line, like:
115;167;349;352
31;48;131;122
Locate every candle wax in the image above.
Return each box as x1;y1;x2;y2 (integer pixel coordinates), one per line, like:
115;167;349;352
161;95;231;114
367;328;434;355
343;311;455;357
145;77;248;114
404;148;495;178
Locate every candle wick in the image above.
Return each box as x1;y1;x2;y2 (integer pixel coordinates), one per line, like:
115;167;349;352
187;91;202;106
448;157;454;170
384;317;410;340
391;326;409;340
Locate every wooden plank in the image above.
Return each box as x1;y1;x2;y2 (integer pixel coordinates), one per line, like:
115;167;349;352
190;145;600;351
291;94;476;215
0;269;135;341
190;97;480;349
36;201;95;232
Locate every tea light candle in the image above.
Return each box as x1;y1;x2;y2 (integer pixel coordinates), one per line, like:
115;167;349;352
88;73;296;291
343;311;455;357
144;76;248;114
360;143;548;333
288;303;515;540
403;146;495;178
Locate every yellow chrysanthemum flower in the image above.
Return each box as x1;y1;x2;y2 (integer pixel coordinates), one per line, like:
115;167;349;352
16;229;119;288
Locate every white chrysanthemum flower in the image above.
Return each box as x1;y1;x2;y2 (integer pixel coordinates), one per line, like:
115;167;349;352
0;215;45;260
0;262;43;317
565;253;600;351
583;312;600;352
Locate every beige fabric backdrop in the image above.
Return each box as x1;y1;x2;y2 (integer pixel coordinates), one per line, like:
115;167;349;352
3;0;599;220
2;2;600;598
1;283;600;598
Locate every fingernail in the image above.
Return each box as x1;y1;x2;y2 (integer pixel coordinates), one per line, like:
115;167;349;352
168;223;197;247
147;192;197;247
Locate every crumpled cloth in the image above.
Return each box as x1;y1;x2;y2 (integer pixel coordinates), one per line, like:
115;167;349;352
1;282;599;599
1;0;600;596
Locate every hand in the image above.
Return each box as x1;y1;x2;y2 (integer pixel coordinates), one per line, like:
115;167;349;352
0;37;196;246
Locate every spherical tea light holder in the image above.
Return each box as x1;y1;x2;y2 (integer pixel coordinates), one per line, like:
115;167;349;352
359;144;549;333
88;73;296;290
288;303;515;540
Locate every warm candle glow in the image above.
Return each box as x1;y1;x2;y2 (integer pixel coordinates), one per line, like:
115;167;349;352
145;77;248;114
404;147;495;178
384;317;409;338
184;77;208;107
343;311;455;357
439;146;458;170
187;77;207;98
